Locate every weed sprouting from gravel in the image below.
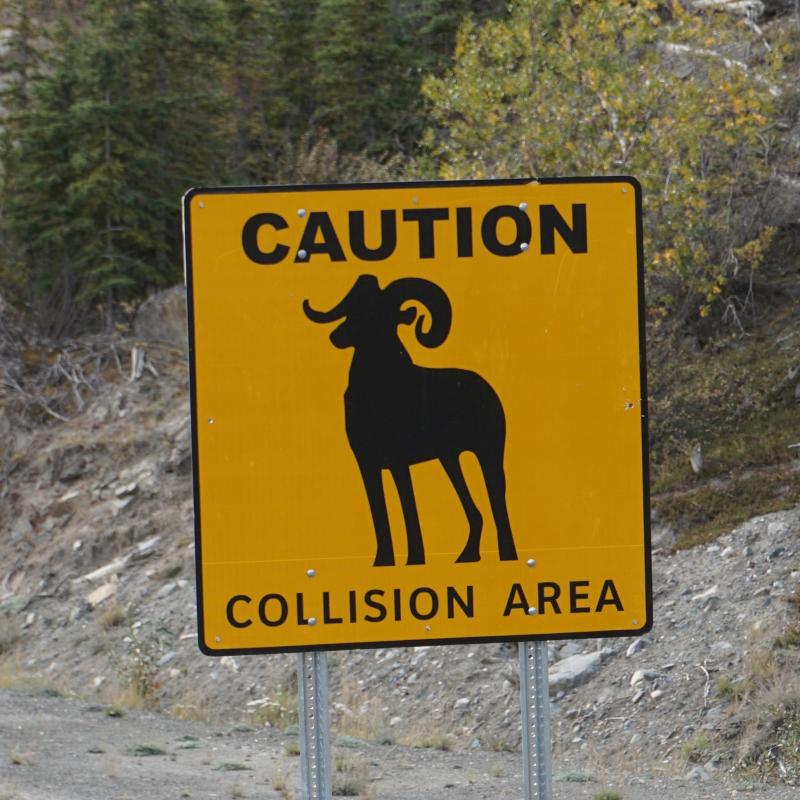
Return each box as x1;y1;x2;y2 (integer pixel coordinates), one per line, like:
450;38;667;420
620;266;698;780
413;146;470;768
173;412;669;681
109;623;162;710
126;744;167;757
332;756;369;797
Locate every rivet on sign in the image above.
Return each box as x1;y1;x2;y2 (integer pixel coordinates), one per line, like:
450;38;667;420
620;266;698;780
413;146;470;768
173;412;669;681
306;568;316;578
622;187;628;193
215;635;221;642
520;242;529;252
208;418;215;425
297;208;306;217
198;201;205;208
425;625;431;631
527;558;536;567
632;619;638;626
297;249;308;260
624;401;635;411
527;607;538;615
519;202;528;211
308;617;317;626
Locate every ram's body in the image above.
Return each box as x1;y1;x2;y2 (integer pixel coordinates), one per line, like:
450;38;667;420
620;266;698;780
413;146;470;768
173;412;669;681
304;274;517;567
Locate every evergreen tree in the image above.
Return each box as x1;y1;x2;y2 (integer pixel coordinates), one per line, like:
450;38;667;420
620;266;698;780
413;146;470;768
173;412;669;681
312;0;408;153
222;0;316;183
2;1;230;332
2;21;83;333
0;0;44;305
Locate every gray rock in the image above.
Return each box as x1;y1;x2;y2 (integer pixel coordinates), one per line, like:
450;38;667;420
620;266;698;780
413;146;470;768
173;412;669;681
691;585;718;602
133;286;188;350
767;521;788;537
626;637;648;657
548;652;604;691
685;766;710;781
630;669;659;686
710;641;734;657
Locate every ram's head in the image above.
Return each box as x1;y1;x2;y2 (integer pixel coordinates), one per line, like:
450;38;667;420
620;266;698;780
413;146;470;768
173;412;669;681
302;274;452;350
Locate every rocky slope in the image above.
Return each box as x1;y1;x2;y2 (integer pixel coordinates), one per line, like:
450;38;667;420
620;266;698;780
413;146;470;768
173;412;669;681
1;302;799;787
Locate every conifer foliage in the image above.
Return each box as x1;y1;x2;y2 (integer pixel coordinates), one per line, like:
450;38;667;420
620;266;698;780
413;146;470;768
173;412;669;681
0;0;796;334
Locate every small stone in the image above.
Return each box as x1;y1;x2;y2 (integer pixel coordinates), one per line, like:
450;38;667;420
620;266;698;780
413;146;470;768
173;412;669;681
743;545;754;557
767;546;785;560
632;689;645;704
389;716;402;727
114;481;138;498
685;766;709;781
767;521;788;537
711;641;734;657
626;638;648;657
630;669;659;686
753;586;770;598
691;585;718;602
650;689;664;700
157;651;176;666
155;581;177;599
454;697;470;709
720;546;735;558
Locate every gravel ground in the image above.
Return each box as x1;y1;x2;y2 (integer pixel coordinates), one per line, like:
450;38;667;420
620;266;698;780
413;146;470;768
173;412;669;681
2;689;798;800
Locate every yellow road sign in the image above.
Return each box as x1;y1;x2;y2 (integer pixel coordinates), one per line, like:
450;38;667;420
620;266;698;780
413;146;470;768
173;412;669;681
183;178;651;654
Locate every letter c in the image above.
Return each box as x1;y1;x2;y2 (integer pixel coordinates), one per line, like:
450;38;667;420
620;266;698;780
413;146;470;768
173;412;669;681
242;213;290;264
226;594;253;628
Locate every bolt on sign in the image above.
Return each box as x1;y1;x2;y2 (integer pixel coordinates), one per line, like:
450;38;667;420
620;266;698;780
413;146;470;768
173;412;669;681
183;178;651;655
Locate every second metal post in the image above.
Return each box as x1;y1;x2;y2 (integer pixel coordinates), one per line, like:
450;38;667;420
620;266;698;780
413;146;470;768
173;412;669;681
519;640;553;800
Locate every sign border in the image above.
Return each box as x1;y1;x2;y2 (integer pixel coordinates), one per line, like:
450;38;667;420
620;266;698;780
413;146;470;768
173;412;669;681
182;176;652;656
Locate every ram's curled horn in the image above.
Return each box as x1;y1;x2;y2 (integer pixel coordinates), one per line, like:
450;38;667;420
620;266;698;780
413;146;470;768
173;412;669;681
303;274;380;323
384;277;452;348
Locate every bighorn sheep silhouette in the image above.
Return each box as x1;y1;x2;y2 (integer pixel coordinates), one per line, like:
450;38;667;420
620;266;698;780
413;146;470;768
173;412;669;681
303;274;518;567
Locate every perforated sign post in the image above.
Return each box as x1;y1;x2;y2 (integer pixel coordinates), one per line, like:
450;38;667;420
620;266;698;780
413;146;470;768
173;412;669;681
184;178;650;800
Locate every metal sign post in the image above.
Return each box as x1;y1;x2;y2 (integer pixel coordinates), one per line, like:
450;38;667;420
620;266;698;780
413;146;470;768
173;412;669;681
519;641;553;800
297;651;332;800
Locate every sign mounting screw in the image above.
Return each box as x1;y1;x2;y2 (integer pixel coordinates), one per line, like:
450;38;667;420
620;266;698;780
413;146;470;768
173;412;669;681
215;635;221;642
298;208;306;217
308;617;317;626
520;242;529;252
297;249;308;260
306;568;316;578
527;558;536;567
208;418;215;425
198;201;205;208
527;607;538;615
519;202;528;211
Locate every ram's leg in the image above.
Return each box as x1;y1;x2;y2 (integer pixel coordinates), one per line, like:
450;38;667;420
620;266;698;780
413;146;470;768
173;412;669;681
441;454;483;563
390;465;425;565
478;449;517;561
357;461;394;567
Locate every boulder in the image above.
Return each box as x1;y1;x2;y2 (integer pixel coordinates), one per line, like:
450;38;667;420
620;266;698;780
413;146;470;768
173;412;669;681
549;651;604;691
133;286;188;350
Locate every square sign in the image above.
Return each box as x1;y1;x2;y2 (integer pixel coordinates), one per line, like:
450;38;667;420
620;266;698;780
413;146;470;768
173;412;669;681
183;178;651;655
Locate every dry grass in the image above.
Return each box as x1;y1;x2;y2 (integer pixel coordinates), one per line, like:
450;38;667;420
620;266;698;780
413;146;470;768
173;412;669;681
270;766;293;800
0;618;19;656
9;750;34;766
97;603;127;632
249;692;297;729
332;756;369;797
168;690;217;722
332;680;393;745
0;658;64;696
